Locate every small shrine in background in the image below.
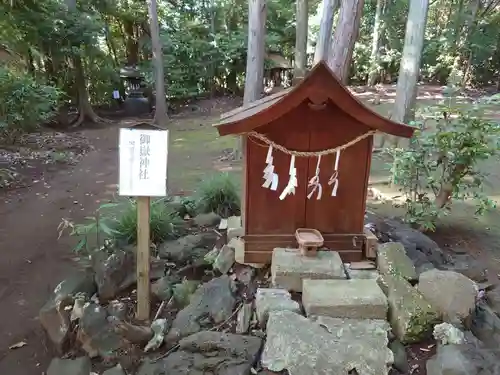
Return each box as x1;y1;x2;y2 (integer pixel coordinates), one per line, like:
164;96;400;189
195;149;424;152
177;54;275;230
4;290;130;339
214;61;416;264
120;66;151;116
264;51;292;93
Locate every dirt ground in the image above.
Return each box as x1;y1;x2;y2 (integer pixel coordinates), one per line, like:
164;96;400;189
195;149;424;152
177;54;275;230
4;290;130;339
0;87;499;375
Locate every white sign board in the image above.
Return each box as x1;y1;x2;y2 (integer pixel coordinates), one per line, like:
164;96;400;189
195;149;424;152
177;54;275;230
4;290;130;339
119;128;169;197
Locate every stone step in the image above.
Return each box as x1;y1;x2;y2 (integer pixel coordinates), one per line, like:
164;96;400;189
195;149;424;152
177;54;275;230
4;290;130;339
302;278;388;319
271;248;346;292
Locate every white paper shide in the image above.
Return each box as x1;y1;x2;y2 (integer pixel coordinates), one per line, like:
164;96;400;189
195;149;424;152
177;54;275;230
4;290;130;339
119;128;169;196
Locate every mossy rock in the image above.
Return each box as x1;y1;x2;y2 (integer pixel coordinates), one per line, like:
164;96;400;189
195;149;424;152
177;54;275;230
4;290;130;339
378;273;440;344
377;242;417;282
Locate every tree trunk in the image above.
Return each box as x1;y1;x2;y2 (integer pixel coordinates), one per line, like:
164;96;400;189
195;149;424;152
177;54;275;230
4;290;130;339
124;19;139;66
243;0;267;105
391;0;429;127
327;0;364;83
238;0;267;160
313;0;339;65
147;0;169;126
367;0;384;86
66;0;102;127
294;0;309;80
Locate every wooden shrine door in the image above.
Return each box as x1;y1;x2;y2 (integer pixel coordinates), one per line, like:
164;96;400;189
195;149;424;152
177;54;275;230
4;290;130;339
304;103;372;235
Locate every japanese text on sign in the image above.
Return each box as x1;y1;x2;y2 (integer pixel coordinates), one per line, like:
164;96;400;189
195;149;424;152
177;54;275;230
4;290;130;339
119;128;169;197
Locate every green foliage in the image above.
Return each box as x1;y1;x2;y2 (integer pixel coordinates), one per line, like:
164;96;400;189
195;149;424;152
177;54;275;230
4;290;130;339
390;95;500;231
112;198;182;245
196;172;241;218
59;199;183;254
0;68;60;132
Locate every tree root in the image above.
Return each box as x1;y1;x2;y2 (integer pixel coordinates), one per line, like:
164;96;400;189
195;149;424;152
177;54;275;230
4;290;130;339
69;111;111;128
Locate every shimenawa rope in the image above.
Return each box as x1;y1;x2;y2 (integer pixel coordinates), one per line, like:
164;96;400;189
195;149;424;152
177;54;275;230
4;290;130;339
247;130;377;157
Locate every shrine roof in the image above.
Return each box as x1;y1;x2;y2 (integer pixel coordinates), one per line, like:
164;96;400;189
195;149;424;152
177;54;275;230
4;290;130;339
214;60;416;138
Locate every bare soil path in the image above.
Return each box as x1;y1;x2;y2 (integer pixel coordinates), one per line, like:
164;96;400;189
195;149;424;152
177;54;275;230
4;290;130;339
0;125;119;375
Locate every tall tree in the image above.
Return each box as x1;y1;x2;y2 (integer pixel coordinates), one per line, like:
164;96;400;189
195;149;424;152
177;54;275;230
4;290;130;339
367;0;385;86
243;0;267;105
313;0;339;65
391;0;430;126
65;0;104;127
147;0;168;125
294;0;309;79
327;0;365;83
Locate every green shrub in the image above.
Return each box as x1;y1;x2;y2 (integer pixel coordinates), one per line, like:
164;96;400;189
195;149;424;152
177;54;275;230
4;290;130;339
196;172;241;217
60;199;183;254
110;198;183;245
389;95;500;231
0;68;60;132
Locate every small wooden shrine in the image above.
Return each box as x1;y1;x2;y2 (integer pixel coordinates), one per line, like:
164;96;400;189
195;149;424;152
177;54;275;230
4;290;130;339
214;61;415;264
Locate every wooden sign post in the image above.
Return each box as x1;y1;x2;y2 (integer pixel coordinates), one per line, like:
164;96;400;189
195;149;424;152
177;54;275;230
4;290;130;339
118;123;169;321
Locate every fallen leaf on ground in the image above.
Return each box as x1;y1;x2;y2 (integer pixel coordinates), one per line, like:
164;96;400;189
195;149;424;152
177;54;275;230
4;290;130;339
9;341;27;349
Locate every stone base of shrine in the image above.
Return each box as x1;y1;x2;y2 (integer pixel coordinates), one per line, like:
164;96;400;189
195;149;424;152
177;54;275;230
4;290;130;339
271;248;346;292
302;279;388;319
241;233;365;265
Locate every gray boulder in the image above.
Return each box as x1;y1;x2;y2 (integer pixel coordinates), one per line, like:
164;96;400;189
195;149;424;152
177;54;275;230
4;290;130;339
47;357;91;375
103;365;126;375
93;248;167;301
137;331;262;375
165;275;236;345
158;233;218;264
417;269;477;325
426;332;499;375
152;275;180;301
364;213;450;268
193;212;221;227
472;301;500;349
77;302;123;358
39;271;96;353
378;273;440;344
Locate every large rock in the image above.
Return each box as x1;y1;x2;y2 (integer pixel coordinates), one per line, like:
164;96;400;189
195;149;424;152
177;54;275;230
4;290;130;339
76;302;124;358
417;269;477;325
152;275;180;301
426;332;499;375
255;288;301;327
165;275;236;344
103;365;126;375
138;331;262;375
93;248;167;301
471;301;500;349
192;212;221;227
302;279;387;319
271;249;345;292
378;273;440;344
262;310;393;375
377;242;417;282
158;233;218;264
47;357;91;375
39;271;96;353
442;254;488;283
486;286;500;316
365;213;450;268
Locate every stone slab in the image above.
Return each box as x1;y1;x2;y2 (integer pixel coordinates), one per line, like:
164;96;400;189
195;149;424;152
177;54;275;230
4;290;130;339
271;248;345;292
302;279;388;319
255;288;301;327
262;310;393;375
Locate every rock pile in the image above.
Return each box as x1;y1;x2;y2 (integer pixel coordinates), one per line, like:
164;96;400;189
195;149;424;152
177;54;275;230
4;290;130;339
39;211;500;375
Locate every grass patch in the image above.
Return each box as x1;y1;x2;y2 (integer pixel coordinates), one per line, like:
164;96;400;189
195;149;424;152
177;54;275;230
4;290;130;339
195;172;241;217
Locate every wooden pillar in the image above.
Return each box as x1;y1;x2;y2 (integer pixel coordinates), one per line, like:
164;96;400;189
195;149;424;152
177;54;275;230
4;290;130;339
136;196;151;321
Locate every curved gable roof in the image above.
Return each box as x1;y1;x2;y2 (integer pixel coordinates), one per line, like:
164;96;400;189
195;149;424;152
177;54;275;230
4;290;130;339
214;61;416;138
